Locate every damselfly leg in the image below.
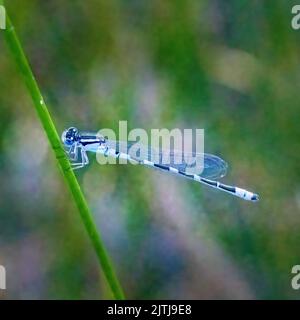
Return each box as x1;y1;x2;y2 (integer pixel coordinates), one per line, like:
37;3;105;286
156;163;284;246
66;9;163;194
68;142;79;161
67;143;89;169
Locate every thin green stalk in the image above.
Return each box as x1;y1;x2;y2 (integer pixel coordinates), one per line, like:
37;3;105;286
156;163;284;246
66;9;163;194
0;1;125;300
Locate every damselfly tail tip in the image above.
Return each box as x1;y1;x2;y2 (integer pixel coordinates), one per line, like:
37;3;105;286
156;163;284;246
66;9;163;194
251;193;259;202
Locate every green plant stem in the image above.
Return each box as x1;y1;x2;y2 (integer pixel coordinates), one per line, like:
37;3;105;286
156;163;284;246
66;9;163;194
0;1;125;300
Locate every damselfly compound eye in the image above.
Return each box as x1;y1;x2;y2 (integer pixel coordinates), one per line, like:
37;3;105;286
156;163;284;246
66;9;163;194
61;127;79;146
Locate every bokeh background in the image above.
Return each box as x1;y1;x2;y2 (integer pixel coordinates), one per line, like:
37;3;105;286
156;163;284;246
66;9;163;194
0;0;300;299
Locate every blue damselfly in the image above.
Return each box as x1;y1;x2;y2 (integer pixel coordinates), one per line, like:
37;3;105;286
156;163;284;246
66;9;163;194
61;127;259;202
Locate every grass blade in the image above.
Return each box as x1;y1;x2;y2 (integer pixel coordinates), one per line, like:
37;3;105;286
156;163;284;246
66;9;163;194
0;1;125;300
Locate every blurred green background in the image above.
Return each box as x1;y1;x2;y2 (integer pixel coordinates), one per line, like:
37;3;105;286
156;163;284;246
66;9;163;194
0;0;300;299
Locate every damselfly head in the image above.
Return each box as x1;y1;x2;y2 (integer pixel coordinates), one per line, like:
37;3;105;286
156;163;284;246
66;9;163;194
61;127;79;146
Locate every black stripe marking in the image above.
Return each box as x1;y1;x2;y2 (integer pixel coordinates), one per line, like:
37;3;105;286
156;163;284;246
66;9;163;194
176;171;194;179
154;164;170;171
201;178;218;187
80;139;101;146
218;184;236;193
80;134;98;140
